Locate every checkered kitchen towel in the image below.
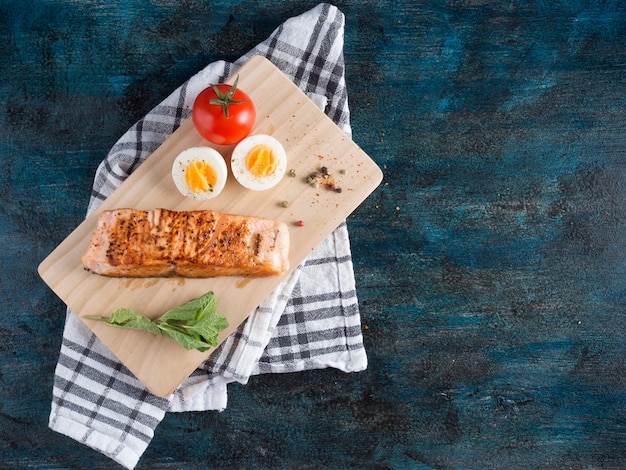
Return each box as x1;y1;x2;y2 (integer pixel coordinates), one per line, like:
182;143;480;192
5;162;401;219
49;3;368;469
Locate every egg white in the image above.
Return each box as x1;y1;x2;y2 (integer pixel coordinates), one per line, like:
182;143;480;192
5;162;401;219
230;134;287;191
171;147;228;200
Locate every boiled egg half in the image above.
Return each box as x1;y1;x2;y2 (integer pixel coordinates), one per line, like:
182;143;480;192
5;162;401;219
172;147;228;200
231;134;287;191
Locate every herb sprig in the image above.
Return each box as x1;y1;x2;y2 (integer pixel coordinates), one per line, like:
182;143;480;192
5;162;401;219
85;291;228;352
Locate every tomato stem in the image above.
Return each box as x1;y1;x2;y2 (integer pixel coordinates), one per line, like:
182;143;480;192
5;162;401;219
209;75;247;119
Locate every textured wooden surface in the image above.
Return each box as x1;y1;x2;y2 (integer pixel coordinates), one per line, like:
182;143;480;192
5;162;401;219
3;0;626;468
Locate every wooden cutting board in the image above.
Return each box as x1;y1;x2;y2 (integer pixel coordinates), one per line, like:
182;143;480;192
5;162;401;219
38;55;383;397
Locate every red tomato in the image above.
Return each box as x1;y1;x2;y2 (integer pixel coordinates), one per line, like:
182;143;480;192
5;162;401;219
192;77;256;145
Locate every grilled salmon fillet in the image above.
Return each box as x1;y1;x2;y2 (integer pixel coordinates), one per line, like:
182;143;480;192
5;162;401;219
81;208;290;277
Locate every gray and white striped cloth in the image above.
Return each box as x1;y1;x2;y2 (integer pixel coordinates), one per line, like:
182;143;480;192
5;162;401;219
49;3;368;469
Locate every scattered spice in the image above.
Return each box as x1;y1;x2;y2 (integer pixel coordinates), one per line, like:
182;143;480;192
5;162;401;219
295;220;305;227
305;165;343;193
280;200;290;208
288;169;297;177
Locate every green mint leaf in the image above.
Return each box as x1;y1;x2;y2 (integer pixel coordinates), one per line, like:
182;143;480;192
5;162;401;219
86;308;161;335
194;292;218;321
107;307;143;325
192;312;229;346
158;303;197;324
158;324;213;352
159;291;217;324
160;310;228;350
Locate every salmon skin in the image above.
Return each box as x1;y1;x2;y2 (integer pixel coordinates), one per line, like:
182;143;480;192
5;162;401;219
81;208;290;277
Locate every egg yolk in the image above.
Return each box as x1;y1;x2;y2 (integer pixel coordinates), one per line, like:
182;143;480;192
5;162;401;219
246;144;278;178
185;161;217;192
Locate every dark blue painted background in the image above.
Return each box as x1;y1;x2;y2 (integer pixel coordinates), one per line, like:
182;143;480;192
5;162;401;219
2;0;626;468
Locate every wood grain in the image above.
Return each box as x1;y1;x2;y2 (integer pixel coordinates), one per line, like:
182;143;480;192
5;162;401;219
37;56;383;397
